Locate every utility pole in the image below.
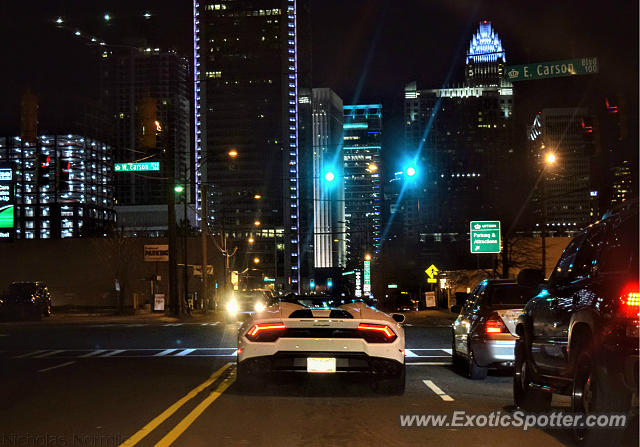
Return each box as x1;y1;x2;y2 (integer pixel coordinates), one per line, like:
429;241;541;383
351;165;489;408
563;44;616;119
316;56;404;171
183;163;188;314
167;146;179;316
541;178;547;276
201;184;208;311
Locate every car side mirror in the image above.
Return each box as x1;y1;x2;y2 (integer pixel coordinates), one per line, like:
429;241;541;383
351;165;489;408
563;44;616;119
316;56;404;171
517;268;545;287
450;305;461;314
391;313;405;324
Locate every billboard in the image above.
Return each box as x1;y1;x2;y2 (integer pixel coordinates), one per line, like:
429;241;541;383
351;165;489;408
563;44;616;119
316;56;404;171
0;165;15;241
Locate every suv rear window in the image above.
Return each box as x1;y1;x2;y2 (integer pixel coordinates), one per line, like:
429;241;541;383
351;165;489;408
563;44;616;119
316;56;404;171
599;214;639;274
489;285;537;306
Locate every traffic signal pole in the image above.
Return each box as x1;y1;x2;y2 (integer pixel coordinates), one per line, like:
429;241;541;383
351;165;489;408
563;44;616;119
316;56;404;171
167;142;179;316
200;184;209;312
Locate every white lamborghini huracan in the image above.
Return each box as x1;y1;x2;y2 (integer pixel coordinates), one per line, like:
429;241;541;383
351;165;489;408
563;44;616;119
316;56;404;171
236;295;406;394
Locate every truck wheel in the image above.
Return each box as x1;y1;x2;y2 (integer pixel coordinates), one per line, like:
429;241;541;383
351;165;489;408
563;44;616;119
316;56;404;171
513;340;551;411
571;350;631;446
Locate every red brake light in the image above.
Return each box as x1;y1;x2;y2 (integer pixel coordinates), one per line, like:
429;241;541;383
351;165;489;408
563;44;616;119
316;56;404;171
485;313;508;334
245;323;286;342
621;285;640;318
357;323;397;343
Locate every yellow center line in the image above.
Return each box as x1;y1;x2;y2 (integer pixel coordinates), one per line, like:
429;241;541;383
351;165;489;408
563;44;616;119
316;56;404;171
155;369;237;447
119;362;232;447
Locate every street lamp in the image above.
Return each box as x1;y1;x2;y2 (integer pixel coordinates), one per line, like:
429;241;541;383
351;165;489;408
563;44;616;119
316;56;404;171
248;237;255;244
324;171;335;182
253;194;262;200
253;257;260;264
545;152;557;165
228;149;238;158
364;253;371;261
406;166;416;177
254;220;261;227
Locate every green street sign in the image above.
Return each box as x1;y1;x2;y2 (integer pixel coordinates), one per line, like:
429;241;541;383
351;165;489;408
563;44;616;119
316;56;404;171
363;260;371;294
505;57;598;82
470;221;501;254
114;162;160;172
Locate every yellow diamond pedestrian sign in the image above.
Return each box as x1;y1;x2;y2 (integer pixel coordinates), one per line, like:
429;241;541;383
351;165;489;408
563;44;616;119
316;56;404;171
470;221;501;254
425;264;439;279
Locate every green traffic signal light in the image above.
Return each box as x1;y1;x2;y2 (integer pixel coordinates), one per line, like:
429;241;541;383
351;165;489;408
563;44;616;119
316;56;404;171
174;184;185;193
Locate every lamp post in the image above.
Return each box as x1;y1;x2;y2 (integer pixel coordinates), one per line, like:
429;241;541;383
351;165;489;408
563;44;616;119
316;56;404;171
541;152;557;275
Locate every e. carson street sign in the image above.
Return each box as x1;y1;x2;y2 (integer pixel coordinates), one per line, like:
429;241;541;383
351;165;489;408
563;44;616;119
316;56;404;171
505;57;598;82
470;221;501;254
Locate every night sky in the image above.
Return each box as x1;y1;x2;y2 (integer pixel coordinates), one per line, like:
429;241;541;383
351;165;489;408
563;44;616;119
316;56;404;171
0;0;637;158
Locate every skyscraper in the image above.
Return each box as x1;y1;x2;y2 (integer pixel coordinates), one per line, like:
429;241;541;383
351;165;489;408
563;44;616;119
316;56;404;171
100;47;191;234
343;104;382;266
312;88;345;269
194;1;311;291
529;108;597;230
401;21;516;268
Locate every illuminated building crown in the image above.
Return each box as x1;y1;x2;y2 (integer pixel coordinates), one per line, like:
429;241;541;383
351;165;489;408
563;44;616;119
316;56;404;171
466;21;505;64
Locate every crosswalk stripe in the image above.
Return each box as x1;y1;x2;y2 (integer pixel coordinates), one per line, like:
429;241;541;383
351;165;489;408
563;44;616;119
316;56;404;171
154;349;178;357
100;349;126;357
404;349;418;357
14;350;48;359
175;348;196;357
79;349;108;358
34;350;65;358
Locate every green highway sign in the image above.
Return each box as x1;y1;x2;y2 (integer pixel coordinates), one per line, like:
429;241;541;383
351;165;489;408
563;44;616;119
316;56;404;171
505;57;598;82
470;221;501;254
114;162;160;172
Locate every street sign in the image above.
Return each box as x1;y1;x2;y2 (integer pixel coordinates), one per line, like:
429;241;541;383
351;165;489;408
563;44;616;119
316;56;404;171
387;284;398;289
0;165;15;241
363;260;371;294
425;264;439;279
425;292;436;308
505;57;598;82
470;221;501;254
114;162;160;172
427;278;437;284
192;265;213;276
355;270;362;297
144;244;169;262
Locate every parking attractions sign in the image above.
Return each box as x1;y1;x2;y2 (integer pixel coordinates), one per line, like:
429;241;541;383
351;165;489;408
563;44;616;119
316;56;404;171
470;221;501;254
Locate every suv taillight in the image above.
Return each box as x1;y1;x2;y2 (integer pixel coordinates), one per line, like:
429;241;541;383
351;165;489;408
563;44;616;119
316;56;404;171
621;287;640;318
357;323;397;343
484;313;508;334
245;323;286;342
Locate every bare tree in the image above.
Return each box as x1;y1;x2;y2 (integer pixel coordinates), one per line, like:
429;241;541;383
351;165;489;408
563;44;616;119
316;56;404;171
500;234;540;278
95;226;140;314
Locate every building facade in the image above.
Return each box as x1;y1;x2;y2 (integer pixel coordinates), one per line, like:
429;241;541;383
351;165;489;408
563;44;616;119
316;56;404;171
343;104;382;267
100;47;191;234
194;0;312;291
312;88;346;269
529;108;597;230
0;134;115;239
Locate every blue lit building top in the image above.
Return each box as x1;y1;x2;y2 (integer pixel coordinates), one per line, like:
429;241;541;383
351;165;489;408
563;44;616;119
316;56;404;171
466;21;505;64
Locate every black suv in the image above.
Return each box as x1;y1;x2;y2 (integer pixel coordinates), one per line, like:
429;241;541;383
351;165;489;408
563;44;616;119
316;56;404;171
0;282;52;320
514;200;638;445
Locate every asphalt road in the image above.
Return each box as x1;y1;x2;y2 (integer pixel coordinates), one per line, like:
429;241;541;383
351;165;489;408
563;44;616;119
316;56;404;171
0;314;636;447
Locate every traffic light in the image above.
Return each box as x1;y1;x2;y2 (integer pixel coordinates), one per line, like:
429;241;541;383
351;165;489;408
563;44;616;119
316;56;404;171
36;153;50;186
138;96;159;149
58;161;70;192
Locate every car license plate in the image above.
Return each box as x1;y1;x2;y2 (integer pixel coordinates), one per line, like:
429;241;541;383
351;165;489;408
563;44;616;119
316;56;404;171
307;357;336;373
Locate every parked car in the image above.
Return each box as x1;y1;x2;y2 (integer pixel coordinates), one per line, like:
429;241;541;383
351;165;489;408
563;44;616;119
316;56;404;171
451;279;539;379
514;200;638;446
0;281;52;320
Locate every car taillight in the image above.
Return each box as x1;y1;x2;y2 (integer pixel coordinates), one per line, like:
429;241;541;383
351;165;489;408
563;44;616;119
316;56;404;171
484;313;508;334
245;323;286;342
620;286;640;318
357;323;397;343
